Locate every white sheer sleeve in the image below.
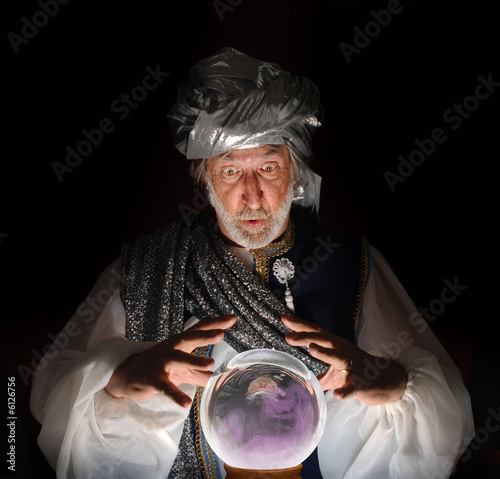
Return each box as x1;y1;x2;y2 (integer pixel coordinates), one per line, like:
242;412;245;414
30;260;195;479
31;250;475;478
318;247;475;479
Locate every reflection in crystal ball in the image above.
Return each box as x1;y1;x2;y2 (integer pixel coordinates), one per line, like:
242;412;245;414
200;349;326;470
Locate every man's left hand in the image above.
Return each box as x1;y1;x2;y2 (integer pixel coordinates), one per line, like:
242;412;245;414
282;314;407;405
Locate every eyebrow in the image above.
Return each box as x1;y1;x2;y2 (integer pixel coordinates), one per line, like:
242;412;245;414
210;145;281;163
264;146;280;156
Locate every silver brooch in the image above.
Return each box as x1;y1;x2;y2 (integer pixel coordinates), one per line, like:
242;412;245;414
272;258;295;313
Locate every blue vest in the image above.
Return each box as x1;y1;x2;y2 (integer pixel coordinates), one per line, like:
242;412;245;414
267;218;368;343
264;219;369;479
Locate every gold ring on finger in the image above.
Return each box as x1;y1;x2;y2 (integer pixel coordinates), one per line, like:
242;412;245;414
338;358;352;374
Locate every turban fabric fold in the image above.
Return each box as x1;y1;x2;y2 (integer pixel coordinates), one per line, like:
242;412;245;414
167;47;323;165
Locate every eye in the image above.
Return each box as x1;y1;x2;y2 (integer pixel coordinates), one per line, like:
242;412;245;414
222;166;238;176
262;163;277;172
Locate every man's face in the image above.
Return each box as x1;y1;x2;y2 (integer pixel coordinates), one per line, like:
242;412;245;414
247;377;280;396
206;145;293;249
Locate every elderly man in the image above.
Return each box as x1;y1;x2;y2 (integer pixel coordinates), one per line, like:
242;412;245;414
31;48;473;479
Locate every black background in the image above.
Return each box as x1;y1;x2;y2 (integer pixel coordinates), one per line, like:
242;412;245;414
4;0;497;477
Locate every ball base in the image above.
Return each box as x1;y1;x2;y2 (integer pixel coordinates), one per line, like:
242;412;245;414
224;463;303;478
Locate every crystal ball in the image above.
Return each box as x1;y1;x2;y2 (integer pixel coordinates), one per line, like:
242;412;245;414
200;349;326;470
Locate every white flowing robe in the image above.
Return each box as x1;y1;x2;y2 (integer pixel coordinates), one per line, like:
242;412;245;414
30;246;474;479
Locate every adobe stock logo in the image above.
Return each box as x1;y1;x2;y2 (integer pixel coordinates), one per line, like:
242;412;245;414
212;0;244;21
51;64;169;182
339;0;407;64
384;73;498;192
8;0;72;54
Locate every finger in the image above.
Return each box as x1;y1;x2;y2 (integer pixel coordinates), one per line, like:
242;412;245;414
169;329;227;353
333;382;357;401
156;380;193;408
164;349;215;371
189;369;216;388
172;315;237;351
285;331;335;348
308;343;351;371
317;372;336;392
190;314;238;331
281;314;322;333
285;332;346;357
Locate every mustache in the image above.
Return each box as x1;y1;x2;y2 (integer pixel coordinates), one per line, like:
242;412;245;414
234;207;272;220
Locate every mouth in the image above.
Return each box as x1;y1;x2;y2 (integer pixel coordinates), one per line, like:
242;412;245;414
243;219;264;229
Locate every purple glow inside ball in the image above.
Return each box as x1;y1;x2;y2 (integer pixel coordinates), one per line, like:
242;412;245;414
200;349;326;470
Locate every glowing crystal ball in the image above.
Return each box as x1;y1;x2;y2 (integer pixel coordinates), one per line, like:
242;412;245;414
200;349;326;470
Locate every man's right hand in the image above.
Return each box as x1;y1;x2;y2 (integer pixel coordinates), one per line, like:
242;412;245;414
104;314;237;407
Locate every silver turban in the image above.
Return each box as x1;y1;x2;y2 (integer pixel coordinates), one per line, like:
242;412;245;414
167;47;323;217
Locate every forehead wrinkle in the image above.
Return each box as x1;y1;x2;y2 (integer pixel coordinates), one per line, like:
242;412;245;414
209;145;286;163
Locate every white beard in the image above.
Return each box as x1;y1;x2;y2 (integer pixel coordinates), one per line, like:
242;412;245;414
207;177;294;249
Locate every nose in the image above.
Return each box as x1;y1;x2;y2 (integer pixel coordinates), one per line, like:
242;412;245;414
242;171;263;209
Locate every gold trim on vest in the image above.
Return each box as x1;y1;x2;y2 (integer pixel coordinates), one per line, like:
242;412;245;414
249;220;296;287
